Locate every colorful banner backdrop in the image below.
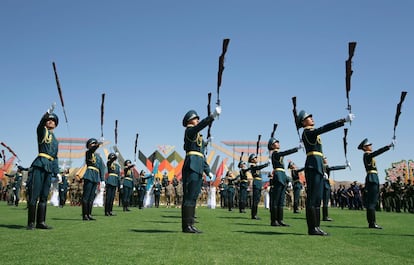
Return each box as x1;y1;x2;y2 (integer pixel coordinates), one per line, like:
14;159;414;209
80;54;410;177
385;160;413;183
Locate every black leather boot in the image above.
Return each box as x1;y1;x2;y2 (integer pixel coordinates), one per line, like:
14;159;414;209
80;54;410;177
82;201;90;220
36;202;52;229
182;206;197;233
109;203;116;216
278;207;289;227
88;201;96;220
27;204;36;230
251;205;260;220
239;202;246;213
307;207;325;236
125;201;131;212
322;207;333;221
368;209;382;229
293;203;300;213
270;207;280;226
105;202;110;216
190;206;202;233
315;207;328;235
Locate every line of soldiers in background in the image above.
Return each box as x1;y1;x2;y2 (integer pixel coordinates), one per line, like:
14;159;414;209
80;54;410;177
0;172;186;209
215;175;414;214
217;176;306;211
326;177;414;213
65;174;185;209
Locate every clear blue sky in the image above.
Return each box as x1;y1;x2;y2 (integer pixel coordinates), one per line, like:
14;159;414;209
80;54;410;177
1;1;413;184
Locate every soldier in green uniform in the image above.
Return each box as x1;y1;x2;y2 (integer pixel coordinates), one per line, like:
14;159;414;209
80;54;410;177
82;138;105;221
7;165;28;207
161;172;169;188
27;106;59;230
218;179;227;208
24;168;33;209
138;170;153;209
122;160;134;212
76;178;83;206
152;177;162;208
238;161;249;213
288;161;304;214
172;175;179;205
392;176;404;213
248;153;270;220
226;171;238;211
405;180;414;213
69;178;77;206
105;153;120;216
58;169;69;208
268;138;302;226
298;110;354;236
322;157;348;221
358;138;393;229
181;106;220;233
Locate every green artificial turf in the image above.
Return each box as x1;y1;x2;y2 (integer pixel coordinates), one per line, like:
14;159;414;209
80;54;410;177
1;203;413;265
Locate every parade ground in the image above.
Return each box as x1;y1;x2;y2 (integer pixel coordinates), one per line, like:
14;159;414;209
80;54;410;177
0;204;413;264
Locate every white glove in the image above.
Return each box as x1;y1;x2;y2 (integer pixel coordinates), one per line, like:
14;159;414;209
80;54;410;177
47;102;56;114
57;174;62;183
297;142;304;150
120;184;123;189
345;113;355;123
208;172;214;180
133;187;136;191
391;139;397;148
100;181;106;189
212;105;222;119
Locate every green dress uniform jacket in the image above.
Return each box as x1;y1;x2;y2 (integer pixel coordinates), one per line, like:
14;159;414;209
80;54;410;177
123;167;134;189
106;162;120;187
271;148;298;185
83;151;105;184
31;114;59;175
